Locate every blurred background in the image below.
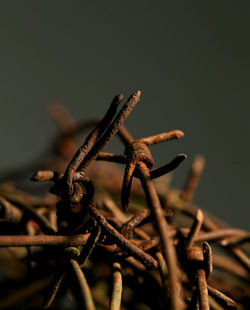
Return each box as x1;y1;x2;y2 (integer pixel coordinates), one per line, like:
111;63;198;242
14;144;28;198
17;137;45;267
0;1;249;229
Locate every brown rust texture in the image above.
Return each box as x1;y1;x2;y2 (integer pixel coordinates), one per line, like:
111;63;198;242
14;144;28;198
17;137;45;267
0;91;248;310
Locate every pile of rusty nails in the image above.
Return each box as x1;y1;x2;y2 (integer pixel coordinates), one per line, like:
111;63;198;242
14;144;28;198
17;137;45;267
0;91;249;309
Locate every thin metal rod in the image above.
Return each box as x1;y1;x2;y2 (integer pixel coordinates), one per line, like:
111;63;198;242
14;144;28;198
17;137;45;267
121;161;136;210
186;209;203;248
181;155;205;203
64;94;123;194
207;285;237;309
69;259;96;310
109;262;123;310
138;162;183;310
155;251;169;303
137;130;184;145
78;91;141;173
79;225;101;267
0;233;90;247
150;154;187;179
121;209;150;238
42;270;65;309
96;152;127;164
88;202;158;270
197;269;210;310
0;197;56;235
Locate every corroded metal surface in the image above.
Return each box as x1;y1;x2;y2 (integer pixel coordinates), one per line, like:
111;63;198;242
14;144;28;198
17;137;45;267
0;91;248;309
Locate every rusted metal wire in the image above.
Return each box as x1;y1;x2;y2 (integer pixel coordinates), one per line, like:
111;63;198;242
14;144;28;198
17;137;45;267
104;122;186;309
186;209;204;248
79;225;101;267
0;233;90;247
63;94;124;196
42;269;65;309
88;202;158;270
0;91;249;310
181;155;205;204
78;91;141;174
207;285;237;309
155;251;169;303
138;162;183;309
69;257;96;310
109;262;123;310
137;129;184;145
186;246;210;310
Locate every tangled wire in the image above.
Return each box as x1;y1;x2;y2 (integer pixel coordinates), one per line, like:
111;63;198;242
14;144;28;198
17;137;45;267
0;91;249;309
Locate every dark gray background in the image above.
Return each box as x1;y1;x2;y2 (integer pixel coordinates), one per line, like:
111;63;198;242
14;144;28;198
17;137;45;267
0;1;249;229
